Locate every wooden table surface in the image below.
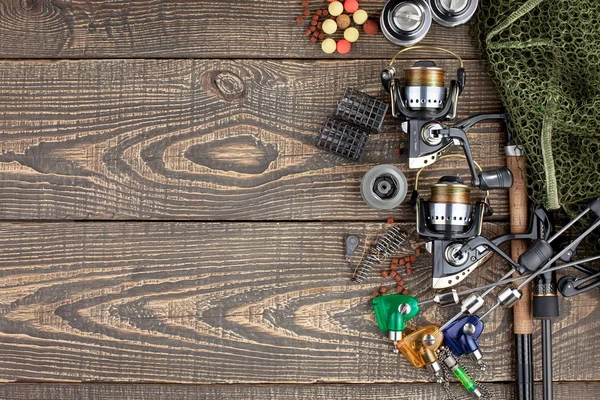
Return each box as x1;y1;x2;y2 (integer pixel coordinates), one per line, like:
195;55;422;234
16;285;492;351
0;1;598;399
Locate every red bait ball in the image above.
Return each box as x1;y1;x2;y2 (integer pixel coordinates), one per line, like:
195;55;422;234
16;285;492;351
363;19;379;35
336;39;351;54
344;0;359;13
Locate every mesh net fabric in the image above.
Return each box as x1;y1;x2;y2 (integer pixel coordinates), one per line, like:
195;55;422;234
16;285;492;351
473;0;600;216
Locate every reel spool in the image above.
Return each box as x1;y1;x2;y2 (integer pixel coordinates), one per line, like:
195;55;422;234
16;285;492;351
427;176;473;234
361;164;408;210
381;0;432;47
403;61;447;111
381;0;478;46
413;155;490;238
430;0;479;28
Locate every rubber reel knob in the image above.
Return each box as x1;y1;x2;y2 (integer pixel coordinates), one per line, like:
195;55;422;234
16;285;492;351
518;240;554;273
532;295;559;319
361;165;408;210
478;167;513;190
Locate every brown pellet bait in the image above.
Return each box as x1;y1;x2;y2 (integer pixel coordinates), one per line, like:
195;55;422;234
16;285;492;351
405;262;412;270
304;28;312;36
394;274;403;283
309;26;317;32
402;288;409;295
395;284;404;292
296;16;304;24
390;270;398;278
301;0;309;7
317;21;323;29
311;19;318;26
318;33;325;40
399;258;406;266
304;9;310;16
381;270;389;278
371;290;380;298
410;255;417;262
379;286;388;294
310;36;318;43
387;217;395;224
316;9;323;16
390;264;398;272
337;14;351;29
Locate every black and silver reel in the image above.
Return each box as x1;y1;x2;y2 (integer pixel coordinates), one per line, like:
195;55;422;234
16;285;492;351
381;46;513;190
410;156;537;288
381;0;479;46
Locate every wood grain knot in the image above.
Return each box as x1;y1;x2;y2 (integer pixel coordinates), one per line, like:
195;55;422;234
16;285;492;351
213;71;246;101
20;0;38;11
1;0;72;55
185;135;278;174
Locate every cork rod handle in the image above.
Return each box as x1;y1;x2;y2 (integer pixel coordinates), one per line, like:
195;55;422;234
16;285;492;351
507;154;533;335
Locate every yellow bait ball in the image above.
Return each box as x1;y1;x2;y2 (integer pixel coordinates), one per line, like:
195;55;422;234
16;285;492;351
328;1;344;17
321;38;337;54
344;27;359;43
322;19;338;35
353;9;368;25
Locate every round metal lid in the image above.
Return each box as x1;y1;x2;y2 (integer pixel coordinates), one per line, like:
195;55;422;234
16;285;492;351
439;0;469;13
431;0;479;28
381;0;432;47
393;2;424;32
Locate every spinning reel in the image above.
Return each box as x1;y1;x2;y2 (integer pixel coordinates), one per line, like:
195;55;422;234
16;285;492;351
381;0;479;46
411;156;528;288
380;46;513;190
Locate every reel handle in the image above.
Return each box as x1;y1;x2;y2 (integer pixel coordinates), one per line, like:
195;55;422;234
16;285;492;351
478;167;514;190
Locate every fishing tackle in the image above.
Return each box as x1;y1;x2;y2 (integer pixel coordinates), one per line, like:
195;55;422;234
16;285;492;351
372;294;420;351
396;325;444;381
361;165;408;210
441;315;485;370
353;225;408;283
373;253;600;363
558;269;600;297
412;164;551;288
381;0;479;46
345;236;360;262
439;347;484;398
396;326;486;398
474;198;600;319
380;46;513;190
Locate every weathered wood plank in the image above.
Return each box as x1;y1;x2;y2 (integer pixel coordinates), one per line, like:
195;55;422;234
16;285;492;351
0;222;597;383
0;59;507;220
0;383;513;400
0;0;479;59
0;382;598;400
0;382;596;400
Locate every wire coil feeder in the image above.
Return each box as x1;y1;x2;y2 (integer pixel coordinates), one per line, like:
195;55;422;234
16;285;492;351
352;225;408;284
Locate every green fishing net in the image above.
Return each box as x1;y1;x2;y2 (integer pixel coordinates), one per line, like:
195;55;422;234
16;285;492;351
473;0;600;216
